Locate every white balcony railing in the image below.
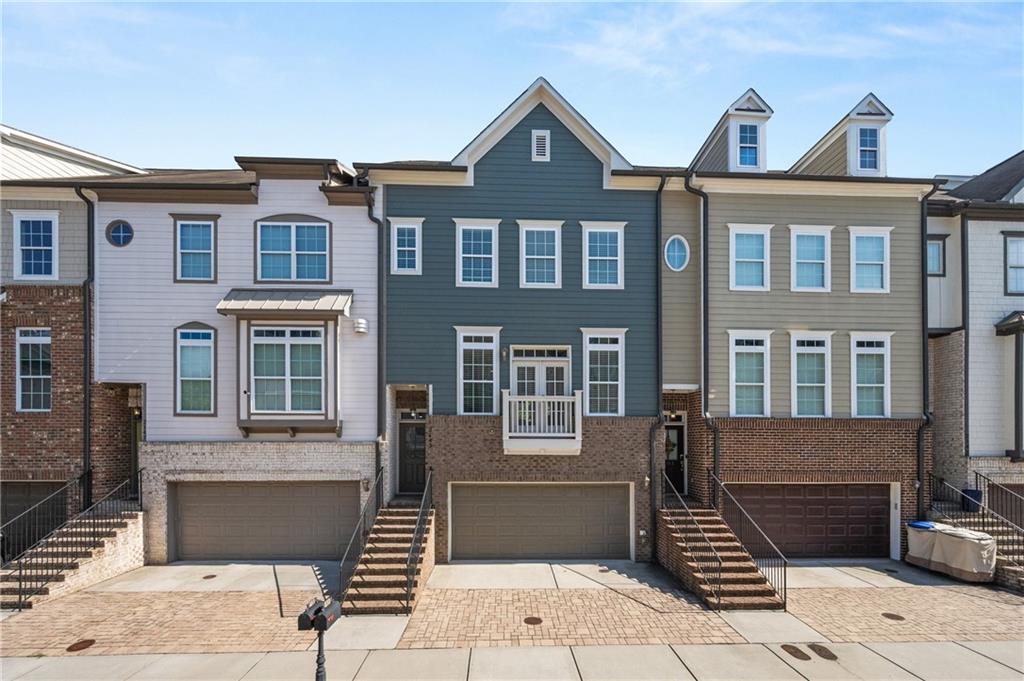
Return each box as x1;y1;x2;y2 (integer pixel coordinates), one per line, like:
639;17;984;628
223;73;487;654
501;389;583;455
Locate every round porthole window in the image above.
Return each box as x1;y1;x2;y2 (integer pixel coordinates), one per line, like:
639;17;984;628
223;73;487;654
664;235;690;271
105;220;134;247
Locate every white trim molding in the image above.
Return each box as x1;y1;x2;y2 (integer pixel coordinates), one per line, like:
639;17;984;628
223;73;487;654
847;122;887;177
580;327;627;416
850;331;894;418
517;220;563;289
664;234;691;272
10;209;60;281
788;225;833;292
454;326;502;416
788;330;834;418
728;223;773;292
581;221;626;290
728;329;773;417
454;218;501;288
848;225;893;294
389;217;424;276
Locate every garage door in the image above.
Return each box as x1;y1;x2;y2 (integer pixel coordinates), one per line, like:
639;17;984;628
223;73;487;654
727;484;890;558
174;482;360;561
451;484;630;560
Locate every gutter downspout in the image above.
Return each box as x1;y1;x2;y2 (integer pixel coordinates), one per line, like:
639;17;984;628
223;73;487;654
75;186;94;510
684;173;719;507
917;184;939;519
649;175;667;556
959;209;970;461
358;171;386;507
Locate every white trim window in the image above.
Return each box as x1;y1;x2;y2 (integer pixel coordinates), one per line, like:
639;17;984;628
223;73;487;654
582;222;626;289
737;123;759;168
664;235;691;272
1007;235;1024;294
518;220;562;288
789;225;832;292
790;331;833;417
176;327;214;414
455;219;499;287
250;327;325;413
257;221;329;282
176;219;215;281
729;224;773;291
10;210;59;281
390;218;423;275
729;330;772;417
510;346;571;396
849;226;893;293
531;129;551;162
858;127;880;171
16;328;51;412
456;326;501;415
582;328;626;416
851;332;892;418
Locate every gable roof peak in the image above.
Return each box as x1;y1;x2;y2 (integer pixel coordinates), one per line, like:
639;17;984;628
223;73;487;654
848;93;893;121
727;88;773;116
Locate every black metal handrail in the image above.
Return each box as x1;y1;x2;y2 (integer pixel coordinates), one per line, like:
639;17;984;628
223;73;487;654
1;473;87;565
663;472;722;610
8;470;143;610
337;466;384;605
709;470;788;610
405;469;433;612
974;471;1024;531
929;473;1024;576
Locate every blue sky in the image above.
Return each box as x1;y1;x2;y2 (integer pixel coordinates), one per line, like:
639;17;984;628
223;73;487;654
2;2;1021;177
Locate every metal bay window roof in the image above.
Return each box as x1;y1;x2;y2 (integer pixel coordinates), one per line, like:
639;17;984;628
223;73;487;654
216;288;353;318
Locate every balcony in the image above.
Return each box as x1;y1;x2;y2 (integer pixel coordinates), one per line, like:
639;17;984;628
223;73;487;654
501;389;583;456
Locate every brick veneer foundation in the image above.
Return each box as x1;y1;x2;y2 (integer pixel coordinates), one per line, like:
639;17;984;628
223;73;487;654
139;441;376;563
930;332;968;488
425;415;662;563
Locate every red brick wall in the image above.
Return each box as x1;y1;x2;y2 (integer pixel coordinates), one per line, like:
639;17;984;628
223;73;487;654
426;415;661;563
396;390;428;410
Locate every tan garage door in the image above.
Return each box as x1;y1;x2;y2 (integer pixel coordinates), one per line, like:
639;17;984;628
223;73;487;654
174;482;359;561
727;484;890;558
451;484;631;560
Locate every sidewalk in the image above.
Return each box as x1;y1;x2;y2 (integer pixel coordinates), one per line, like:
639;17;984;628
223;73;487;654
3;640;1022;680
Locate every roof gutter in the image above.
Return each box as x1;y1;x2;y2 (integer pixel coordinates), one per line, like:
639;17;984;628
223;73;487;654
684;173;719;505
74;186;94;510
650;175;667;554
917;184;940;519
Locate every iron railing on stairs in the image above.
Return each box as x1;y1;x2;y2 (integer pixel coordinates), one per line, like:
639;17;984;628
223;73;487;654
5;470;143;610
337;466;384;605
709;471;788;610
662;472;722;610
974;471;1024;531
404;468;432;612
1;473;86;565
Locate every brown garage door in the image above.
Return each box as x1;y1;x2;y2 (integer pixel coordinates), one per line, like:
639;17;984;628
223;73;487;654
451;484;630;560
727;484;890;558
174;482;359;561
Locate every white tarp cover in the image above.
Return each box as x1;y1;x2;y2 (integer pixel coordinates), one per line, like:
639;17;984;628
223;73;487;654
906;522;996;582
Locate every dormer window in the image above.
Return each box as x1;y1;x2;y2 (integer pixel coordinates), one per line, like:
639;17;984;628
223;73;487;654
531;130;550;162
858;128;879;170
738;124;759;168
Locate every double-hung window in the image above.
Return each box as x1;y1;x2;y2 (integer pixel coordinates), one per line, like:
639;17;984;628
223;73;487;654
518;220;562;288
858;127;879;171
1006;233;1024;295
257;218;329;282
851;333;892;417
390;218;423;275
582;222;625;289
16;328;51;412
729;224;772;291
455;219;499;287
175;216;216;282
456;327;500;415
789;225;832;292
729;330;771;417
176;325;215;415
11;210;59;280
790;331;832;417
738;123;759;168
582;329;626;416
251;327;324;413
849;226;892;293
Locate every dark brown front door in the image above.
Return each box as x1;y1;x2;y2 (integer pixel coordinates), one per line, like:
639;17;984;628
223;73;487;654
664;425;687;496
398;419;426;494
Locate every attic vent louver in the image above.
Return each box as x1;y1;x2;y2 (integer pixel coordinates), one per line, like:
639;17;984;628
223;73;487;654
532;129;550;162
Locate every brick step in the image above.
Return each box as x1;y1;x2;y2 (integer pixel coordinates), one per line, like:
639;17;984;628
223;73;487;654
0;572;66;583
52;529;119;539
0;562;79;574
344;586;410;601
0;586;48;596
680;538;744;550
20;549;95;560
373;521;418;531
340;600;410;615
688;550;754;562
368;533;415;543
715;595;785;611
350;575;417;588
377;510;421;518
698;582;776;598
352;565;420;576
670;530;738;542
0;600;32;610
32;539;106;549
695;572;769;585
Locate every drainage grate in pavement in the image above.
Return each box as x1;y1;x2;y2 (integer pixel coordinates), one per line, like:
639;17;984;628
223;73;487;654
203;575;217;580
523;617;543;625
781;644;811;661
66;639;95;652
808;643;838;661
881;612;905;621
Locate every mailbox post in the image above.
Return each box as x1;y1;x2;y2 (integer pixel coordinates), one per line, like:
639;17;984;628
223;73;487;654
298;598;341;681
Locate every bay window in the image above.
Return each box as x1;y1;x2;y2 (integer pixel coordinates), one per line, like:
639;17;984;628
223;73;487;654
251;327;324;413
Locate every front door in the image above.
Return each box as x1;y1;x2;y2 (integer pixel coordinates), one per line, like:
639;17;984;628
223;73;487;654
398;411;426;494
665;420;687;496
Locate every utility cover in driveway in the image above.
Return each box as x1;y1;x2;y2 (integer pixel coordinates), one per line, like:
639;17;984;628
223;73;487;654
450;483;630;560
174;481;359;560
727;483;889;558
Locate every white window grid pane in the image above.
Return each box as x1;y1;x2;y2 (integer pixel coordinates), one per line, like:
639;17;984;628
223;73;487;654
524;229;557;284
854;345;887;417
17;331;52;411
177;330;213;413
587;346;620;414
251;328;325;413
732;338;767;416
461;228;494;284
395;226;418;271
462;346;495;413
734;233;766;287
258;223;329;281
586;231;620;286
19;220;55;276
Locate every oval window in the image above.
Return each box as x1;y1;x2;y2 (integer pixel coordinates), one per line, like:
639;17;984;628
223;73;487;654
106;220;134;247
664;235;690;271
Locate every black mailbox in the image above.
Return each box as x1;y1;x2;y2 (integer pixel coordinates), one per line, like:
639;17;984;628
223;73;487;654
298;598;341;633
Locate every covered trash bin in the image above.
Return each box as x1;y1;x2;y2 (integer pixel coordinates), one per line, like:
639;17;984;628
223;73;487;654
905;522;996;582
961;488;983;512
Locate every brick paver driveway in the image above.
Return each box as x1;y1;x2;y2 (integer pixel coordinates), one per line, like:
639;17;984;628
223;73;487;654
0;562;331;657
